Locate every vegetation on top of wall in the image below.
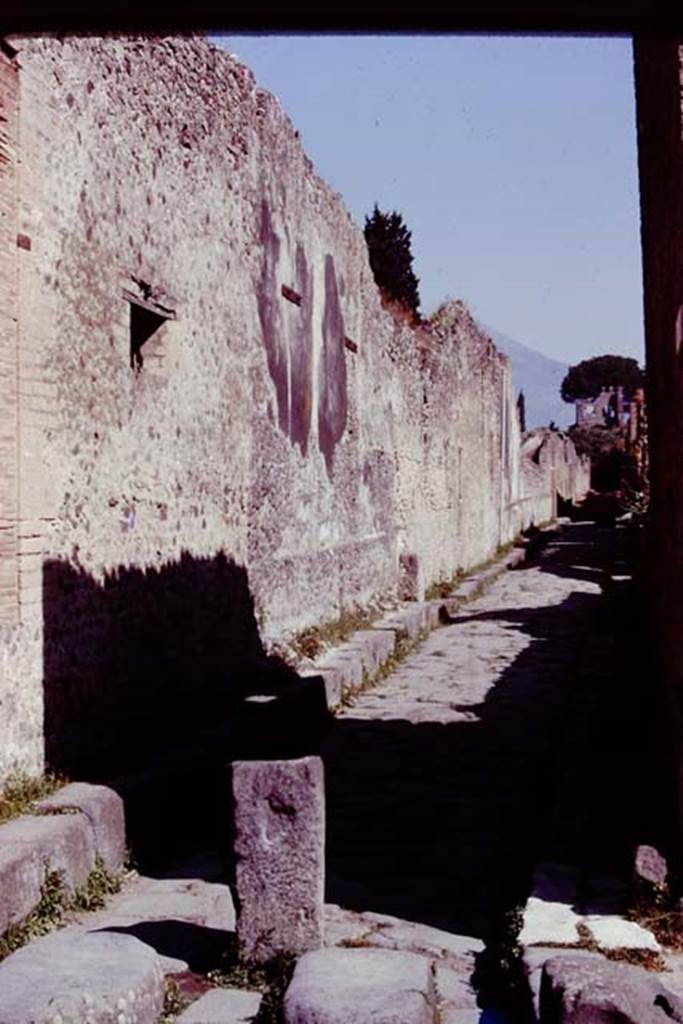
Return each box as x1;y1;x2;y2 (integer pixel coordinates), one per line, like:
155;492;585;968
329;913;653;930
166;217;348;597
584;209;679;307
0;771;66;825
364;204;421;323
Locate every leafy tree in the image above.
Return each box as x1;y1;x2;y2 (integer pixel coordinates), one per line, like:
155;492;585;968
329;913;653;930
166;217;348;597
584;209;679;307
364;204;421;320
560;354;644;403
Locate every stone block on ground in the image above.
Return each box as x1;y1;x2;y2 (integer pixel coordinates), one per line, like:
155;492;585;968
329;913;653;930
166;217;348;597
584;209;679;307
374;605;426;641
452;578;482;602
507;548;526;569
0;813;95;932
283;948;434;1024
346;629;396;677
89;876;236;931
177;987;262;1023
519;895;581;947
634;844;669;889
522;947;596;1022
539;952;683;1024
584;914;660;953
316;649;365;696
424;601;443;628
0;928;165;1024
432;965;480;1023
233;756;325;962
301;667;343;709
35;781;126;871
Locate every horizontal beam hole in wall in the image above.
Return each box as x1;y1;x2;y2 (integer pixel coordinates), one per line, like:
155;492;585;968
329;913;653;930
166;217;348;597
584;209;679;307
343;336;358;353
281;284;302;306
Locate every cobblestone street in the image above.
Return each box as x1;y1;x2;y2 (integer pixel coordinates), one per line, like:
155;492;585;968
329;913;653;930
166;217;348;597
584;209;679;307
323;523;615;942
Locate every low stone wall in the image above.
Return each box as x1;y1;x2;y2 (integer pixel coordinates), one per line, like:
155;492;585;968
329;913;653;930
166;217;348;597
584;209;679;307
0;34;588;781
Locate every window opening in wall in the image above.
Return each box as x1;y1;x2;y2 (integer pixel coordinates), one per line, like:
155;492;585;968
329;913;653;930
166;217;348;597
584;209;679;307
123;287;175;372
129;303;166;370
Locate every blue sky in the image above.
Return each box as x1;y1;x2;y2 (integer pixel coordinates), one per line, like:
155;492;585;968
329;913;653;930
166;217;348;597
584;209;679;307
214;34;644;367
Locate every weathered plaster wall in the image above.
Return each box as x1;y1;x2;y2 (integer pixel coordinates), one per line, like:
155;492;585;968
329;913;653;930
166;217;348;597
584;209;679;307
518;428;591;534
633;38;683;855
0;34;587;780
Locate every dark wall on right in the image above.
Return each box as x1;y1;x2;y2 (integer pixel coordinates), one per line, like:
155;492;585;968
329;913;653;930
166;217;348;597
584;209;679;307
634;38;683;857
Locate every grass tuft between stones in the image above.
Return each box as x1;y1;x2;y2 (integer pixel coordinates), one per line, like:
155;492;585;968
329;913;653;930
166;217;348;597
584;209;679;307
207;936;296;1024
0;858;126;962
0;770;67;825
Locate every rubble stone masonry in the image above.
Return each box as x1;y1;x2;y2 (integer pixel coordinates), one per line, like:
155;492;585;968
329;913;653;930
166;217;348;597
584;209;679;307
0;35;589;780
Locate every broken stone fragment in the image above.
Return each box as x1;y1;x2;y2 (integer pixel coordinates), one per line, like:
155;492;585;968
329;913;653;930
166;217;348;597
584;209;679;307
232;756;325;962
634;843;669;889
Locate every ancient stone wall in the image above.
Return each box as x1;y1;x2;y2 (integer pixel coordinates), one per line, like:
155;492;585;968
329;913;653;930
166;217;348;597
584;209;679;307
633;38;683;853
0;35;587;781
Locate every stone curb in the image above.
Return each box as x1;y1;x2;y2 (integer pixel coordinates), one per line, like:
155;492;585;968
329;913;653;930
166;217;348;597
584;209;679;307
304;530;553;711
0;782;126;937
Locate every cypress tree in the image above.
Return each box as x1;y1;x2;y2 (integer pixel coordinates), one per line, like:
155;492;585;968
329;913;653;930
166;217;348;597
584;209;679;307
364;204;421;319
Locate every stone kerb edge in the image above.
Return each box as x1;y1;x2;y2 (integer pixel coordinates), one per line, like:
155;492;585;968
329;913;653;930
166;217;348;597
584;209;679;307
303;538;535;712
0;782;126;937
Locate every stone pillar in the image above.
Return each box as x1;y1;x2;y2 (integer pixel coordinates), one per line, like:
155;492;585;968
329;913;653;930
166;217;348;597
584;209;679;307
232;755;325;963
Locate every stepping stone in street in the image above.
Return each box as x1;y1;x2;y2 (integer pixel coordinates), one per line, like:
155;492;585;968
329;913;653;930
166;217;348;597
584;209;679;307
0;928;165;1024
283;948;434;1024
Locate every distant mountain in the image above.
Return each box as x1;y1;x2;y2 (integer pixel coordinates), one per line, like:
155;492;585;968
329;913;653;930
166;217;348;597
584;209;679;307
478;323;573;429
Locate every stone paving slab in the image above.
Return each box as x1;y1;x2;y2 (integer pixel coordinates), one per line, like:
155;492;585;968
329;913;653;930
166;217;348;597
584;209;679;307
35;782;126;872
0;928;165;1024
177;987;262;1023
584;914;661;952
324;903;482;974
518;896;582;947
283;947;435;1024
85;875;236;931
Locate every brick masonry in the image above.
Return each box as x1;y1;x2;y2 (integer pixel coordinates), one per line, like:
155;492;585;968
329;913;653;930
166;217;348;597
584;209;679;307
634;38;683;854
0;35;589;781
